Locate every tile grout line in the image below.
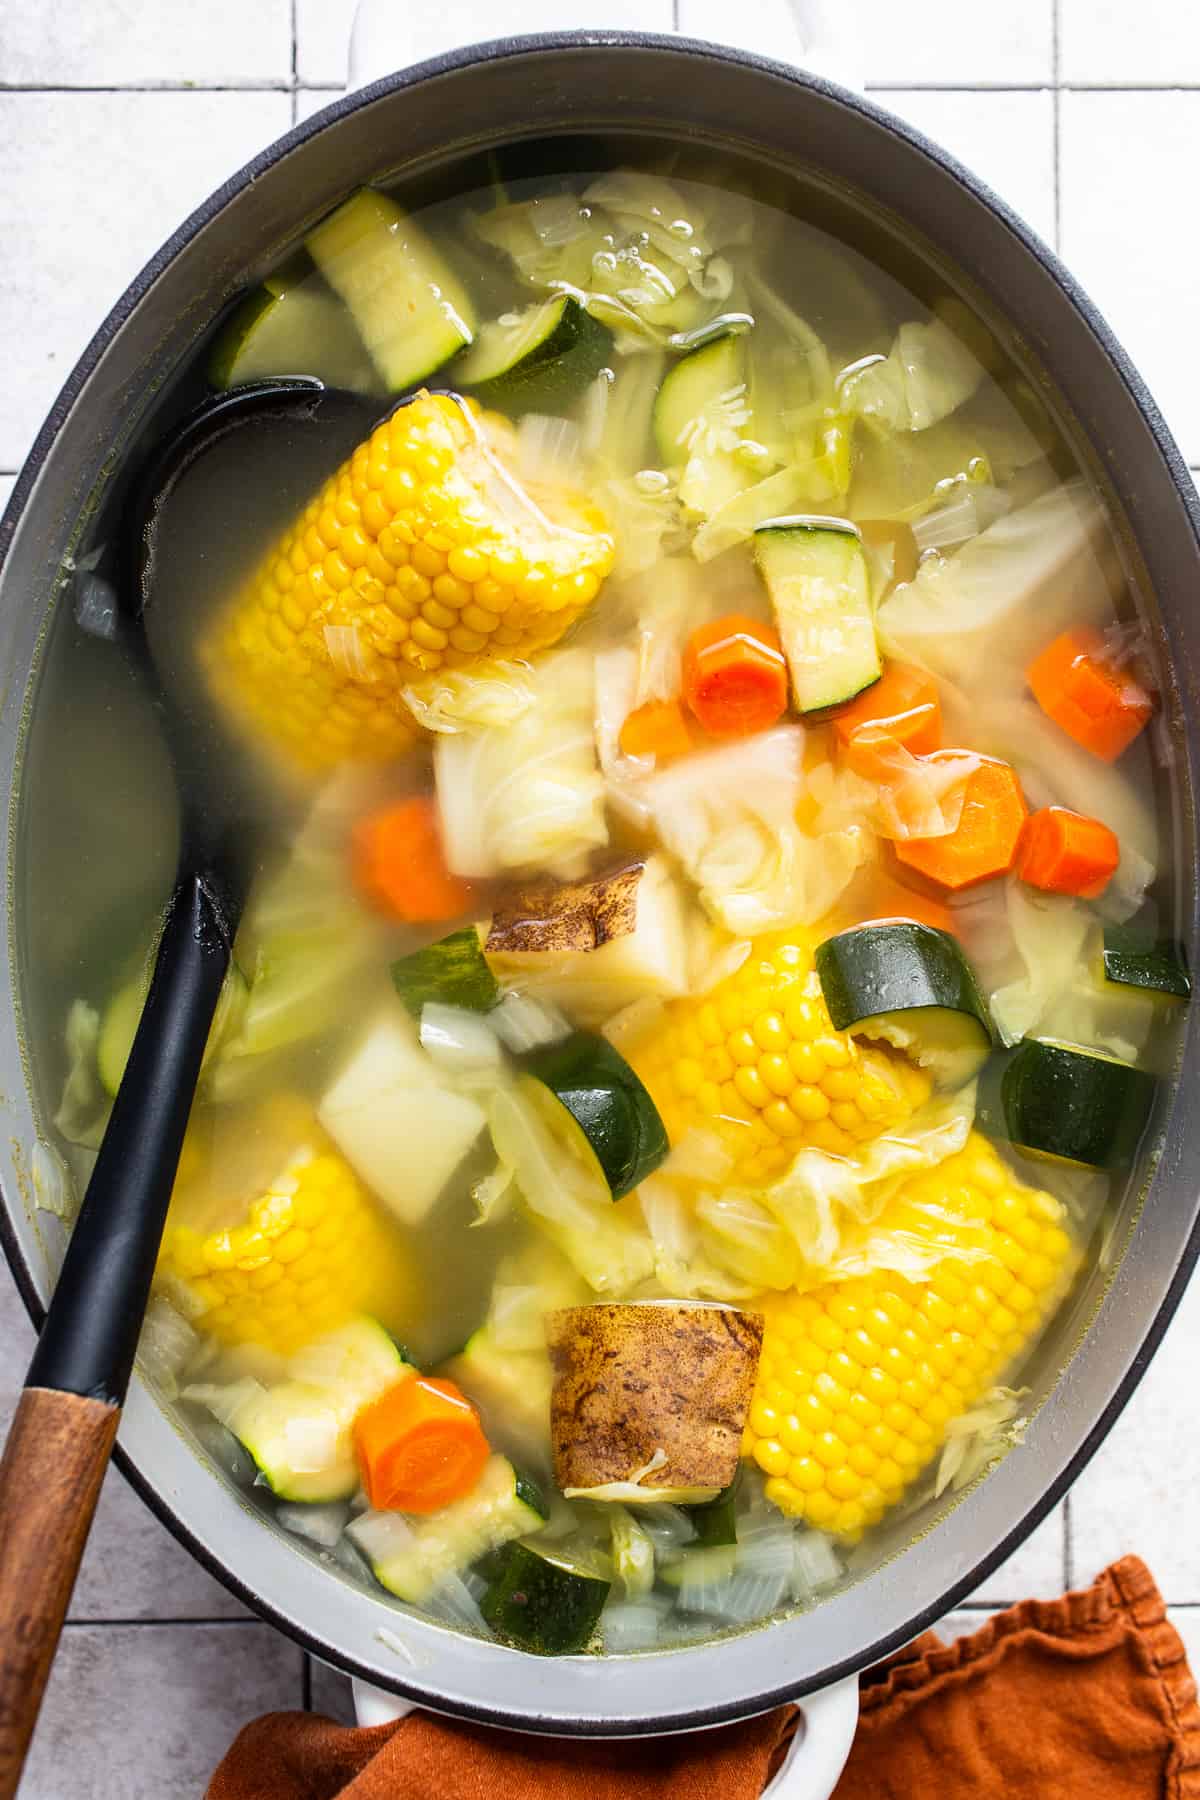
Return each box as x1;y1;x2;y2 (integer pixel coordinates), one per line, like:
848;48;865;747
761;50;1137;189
302;1653;313;1712
0;80;346;94
1051;0;1063;252
290;0;298;126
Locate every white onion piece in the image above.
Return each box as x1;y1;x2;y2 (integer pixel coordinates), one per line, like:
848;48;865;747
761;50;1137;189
277;1502;349;1549
419;1003;504;1073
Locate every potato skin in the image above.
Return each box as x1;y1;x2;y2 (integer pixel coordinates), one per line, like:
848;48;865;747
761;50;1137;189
547;1303;764;1494
486;859;645;957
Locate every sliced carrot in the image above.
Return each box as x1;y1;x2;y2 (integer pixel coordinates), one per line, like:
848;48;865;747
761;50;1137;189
354;1375;490;1515
1018;805;1120;899
682;613;789;738
1027;628;1154;763
894;756;1028;892
833;662;942;781
352;795;474;923
619;697;694;761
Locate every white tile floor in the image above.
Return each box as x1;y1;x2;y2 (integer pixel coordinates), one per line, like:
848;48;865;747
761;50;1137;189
3;1;1200;1791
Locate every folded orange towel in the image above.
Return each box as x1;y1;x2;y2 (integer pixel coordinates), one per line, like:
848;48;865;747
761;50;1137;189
207;1556;1198;1799
836;1555;1200;1800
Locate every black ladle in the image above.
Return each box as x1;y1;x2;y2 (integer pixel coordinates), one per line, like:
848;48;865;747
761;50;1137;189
0;377;365;1797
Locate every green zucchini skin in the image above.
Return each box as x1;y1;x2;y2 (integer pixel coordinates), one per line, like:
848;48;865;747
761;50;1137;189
391;927;499;1016
687;1490;738;1549
1102;927;1191;1000
523;1032;669;1200
479;1542;611;1654
455;295;613;417
977;1038;1156;1170
815;921;993;1084
753;518;880;712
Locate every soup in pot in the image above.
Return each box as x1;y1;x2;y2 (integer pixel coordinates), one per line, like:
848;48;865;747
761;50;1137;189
31;153;1186;1657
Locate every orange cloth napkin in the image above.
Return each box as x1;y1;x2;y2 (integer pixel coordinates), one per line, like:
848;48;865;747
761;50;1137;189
208;1555;1199;1800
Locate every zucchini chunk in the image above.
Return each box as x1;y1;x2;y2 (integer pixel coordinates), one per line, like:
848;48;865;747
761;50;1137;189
183;1317;410;1504
688;1485;739;1549
547;1302;762;1502
521;1031;669;1200
977;1037;1156;1170
654;329;756;515
1101;926;1190;1001
484;855;690;1024
347;1454;548;1605
208;273;378;393
453;294;613;417
753;515;881;711
305;188;475;392
815;920;993;1088
480;1540;611;1655
391;926;500;1016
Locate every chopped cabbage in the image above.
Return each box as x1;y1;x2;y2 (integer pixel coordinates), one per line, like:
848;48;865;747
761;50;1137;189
877;480;1115;689
984;879;1091;1046
622;727;870;934
472;171;747;339
402;660;538;734
484;1241;589;1352
839;317;984;432
934;1385;1028;1498
689;1087;978;1293
640;1174;765;1300
435;649;608;880
53;998;108;1150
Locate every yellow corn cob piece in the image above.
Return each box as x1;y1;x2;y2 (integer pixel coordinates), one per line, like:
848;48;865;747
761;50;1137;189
742;1131;1077;1542
631;930;931;1182
203;390;614;774
157;1143;414;1356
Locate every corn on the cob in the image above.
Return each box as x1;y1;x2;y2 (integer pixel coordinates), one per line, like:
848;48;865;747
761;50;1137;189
742;1130;1076;1542
157;1142;414;1356
631;930;932;1182
203;390;614;774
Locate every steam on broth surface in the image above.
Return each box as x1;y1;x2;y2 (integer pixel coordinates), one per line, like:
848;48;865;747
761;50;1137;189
23;146;1186;1656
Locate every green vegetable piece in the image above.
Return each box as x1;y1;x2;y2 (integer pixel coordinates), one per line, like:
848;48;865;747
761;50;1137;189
753;516;880;711
1102;927;1190;1001
816;921;993;1089
391;927;500;1016
480;1541;611;1655
522;1031;669;1200
207;275;378;393
305;187;476;393
453;294;614;417
977;1038;1156;1170
687;1489;738;1549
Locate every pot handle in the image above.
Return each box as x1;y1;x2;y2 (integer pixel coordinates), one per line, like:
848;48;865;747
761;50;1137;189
347;0;863;94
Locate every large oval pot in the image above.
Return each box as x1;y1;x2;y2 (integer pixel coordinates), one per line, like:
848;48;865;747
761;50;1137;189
1;33;1198;1737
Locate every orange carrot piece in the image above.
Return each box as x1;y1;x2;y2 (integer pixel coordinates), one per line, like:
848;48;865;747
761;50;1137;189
1027;628;1153;763
352;795;474;924
682;613;789;738
1017;805;1120;899
619;697;694;761
354;1375;490;1515
833;662;943;781
894;757;1028;892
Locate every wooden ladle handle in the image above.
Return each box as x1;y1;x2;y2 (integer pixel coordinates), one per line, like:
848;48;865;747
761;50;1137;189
0;1387;119;1798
